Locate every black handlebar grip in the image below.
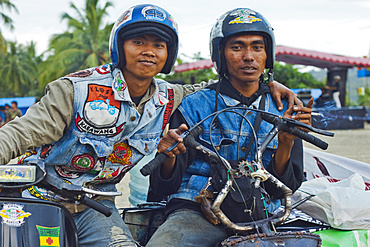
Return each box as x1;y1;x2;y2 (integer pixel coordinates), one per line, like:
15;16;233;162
288;126;328;150
140;153;168;176
80;195;113;217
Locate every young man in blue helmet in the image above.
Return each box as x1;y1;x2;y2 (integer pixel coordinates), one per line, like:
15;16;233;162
147;8;314;246
0;4;297;246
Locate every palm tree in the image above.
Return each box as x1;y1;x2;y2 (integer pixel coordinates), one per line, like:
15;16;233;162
38;0;113;88
0;41;38;97
0;0;18;53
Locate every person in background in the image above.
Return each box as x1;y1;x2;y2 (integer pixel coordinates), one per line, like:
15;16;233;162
326;75;341;108
0;106;6;125
6;101;23;122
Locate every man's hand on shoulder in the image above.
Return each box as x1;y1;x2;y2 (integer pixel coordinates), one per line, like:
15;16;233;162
267;80;302;111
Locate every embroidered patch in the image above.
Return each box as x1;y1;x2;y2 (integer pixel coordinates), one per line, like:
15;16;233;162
113;72;127;99
0;203;31;227
72;154;95;171
27;186;65;202
40;144;54;159
162;88;174;130
75;84;125;137
107;142;132;166
65;69;93;78
96;167;120;181
17;149;37;164
94;64;111;74
54;166;82;179
37;225;60;247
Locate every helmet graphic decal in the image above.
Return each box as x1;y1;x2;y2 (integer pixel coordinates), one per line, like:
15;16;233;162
116;8;133;26
228;9;262;24
142;6;166;21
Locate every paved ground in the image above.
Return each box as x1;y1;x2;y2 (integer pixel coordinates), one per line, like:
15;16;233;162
116;122;370;208
303;122;370;164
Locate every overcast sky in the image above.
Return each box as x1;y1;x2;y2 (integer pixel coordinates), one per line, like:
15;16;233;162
3;0;370;61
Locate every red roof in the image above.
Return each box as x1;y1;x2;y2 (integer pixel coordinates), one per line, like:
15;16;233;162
276;45;370;69
174;59;213;73
174;45;370;72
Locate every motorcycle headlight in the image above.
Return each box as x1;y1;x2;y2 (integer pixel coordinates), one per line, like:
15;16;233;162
0;165;36;183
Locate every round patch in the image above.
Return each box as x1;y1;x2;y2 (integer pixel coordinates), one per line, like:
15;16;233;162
72;154;95;171
65;69;93;78
107;142;132;166
55;166;82;179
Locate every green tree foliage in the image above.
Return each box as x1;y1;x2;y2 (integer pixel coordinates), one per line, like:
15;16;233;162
158;52;218;84
357;87;370;107
273;62;325;89
0;0;18;53
0;41;39;97
38;0;113;89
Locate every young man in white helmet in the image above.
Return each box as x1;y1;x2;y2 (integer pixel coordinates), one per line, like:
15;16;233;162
147;7;313;246
0;4;298;246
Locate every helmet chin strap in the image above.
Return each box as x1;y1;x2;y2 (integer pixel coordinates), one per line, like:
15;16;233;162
261;69;274;84
267;69;274;83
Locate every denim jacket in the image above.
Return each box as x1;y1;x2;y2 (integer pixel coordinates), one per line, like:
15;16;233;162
24;64;176;201
168;88;288;202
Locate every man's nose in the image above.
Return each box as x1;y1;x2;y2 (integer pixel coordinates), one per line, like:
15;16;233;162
141;44;155;56
242;48;254;61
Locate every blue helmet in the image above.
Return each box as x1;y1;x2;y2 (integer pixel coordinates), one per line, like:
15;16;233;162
210;8;275;78
109;4;179;74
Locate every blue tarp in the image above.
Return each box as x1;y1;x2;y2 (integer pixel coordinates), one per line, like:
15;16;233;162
291;88;322;100
0;97;36;115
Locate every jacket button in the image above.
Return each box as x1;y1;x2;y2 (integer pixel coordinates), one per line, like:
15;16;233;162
130;116;136;121
241;147;247;151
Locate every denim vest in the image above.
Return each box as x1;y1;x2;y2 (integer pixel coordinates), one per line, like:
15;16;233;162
24;64;175;201
169;88;288;202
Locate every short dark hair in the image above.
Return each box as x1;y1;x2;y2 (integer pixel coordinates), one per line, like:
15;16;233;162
11;101;17;106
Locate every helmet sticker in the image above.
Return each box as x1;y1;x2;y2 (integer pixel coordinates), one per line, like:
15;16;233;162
228;9;262;24
210;12;228;41
142;6;166;21
168;15;178;31
116;7;133;27
0;203;31;227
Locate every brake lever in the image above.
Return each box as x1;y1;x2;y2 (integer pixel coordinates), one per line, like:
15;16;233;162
279;116;334;137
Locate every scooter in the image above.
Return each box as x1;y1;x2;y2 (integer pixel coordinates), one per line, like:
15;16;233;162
0;160;120;246
124;107;334;246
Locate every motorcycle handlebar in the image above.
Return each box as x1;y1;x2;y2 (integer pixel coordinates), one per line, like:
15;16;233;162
140;125;204;176
260;112;329;150
140;153;168;176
